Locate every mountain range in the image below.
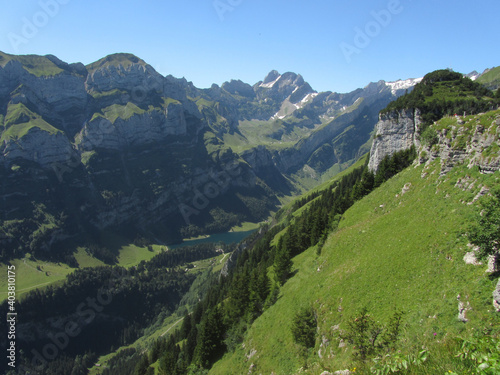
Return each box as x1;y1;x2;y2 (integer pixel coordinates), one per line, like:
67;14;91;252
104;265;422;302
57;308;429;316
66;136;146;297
1;52;500;375
0;51;451;259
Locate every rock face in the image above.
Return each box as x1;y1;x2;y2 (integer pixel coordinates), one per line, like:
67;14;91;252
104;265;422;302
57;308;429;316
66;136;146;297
0;53;197;166
86;56;161;93
418;112;500;175
76;102;187;151
1;127;76;167
368;109;422;171
0;51;422;255
368;108;500;176
494;279;500;312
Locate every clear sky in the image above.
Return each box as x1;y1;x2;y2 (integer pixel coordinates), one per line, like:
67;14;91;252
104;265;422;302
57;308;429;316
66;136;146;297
0;0;499;93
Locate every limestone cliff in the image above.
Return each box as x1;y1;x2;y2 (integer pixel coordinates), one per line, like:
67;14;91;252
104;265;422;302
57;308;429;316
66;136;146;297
1;126;76;167
76;102;187;151
418;110;500;175
368;108;500;175
368;109;422;171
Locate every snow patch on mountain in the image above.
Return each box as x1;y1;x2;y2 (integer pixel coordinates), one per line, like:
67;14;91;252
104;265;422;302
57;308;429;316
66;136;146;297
260;75;281;88
466;71;480;81
386;77;423;95
301;92;318;104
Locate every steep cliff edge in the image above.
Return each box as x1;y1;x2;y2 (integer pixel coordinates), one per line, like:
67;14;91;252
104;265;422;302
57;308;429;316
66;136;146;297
418;109;500;175
368;69;499;173
368;109;421;171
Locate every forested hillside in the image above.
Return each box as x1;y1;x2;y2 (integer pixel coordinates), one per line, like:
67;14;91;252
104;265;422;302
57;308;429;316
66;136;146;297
2;65;499;375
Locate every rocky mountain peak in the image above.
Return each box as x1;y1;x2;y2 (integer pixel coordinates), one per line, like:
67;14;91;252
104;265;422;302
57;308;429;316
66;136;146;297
221;79;255;98
262;70;280;85
86;53;146;71
85;53;164;96
256;70;316;107
466;70;480;81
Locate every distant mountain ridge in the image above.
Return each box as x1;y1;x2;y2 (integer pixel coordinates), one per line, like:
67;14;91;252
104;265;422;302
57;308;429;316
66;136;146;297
0;50;497;260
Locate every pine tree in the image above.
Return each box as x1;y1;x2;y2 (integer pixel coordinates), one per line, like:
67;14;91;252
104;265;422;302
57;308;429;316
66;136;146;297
194;306;226;369
225;271;250;322
273;240;292;286
291;307;317;348
158;337;180;375
135;355;151;375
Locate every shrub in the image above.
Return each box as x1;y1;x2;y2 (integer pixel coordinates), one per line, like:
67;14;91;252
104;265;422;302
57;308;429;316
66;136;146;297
342;308;404;362
419;126;439;146
291;306;317;349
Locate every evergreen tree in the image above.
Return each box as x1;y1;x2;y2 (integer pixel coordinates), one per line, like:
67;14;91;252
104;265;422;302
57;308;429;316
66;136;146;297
291;307;317;349
194;306;226;369
273;239;293;286
225;271;250;322
469;187;500;259
185;325;198;364
158;338;180;375
248;268;270;319
134;355;151;375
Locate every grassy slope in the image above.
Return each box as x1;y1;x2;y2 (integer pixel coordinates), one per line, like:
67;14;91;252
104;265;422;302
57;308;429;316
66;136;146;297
1;103;61;141
0;257;73;301
210;160;500;374
85;53;147;72
477;66;500;89
0;242;160;302
0;51;64;77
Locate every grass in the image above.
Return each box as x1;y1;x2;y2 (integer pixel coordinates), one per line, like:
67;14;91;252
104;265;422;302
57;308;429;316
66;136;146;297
90;88;127;99
230;221;261;232
91;102;146;124
116;243;158;268
1;118;60;141
235;119;306;152
0;256;73;302
1;103;61;141
73;247;106;268
210;160;500;374
86;53;145;72
477;66;500;89
1;238;164;302
0;51;64;77
163;97;181;106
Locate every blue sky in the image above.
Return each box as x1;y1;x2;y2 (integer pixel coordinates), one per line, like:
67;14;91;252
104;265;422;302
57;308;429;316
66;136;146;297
0;0;499;93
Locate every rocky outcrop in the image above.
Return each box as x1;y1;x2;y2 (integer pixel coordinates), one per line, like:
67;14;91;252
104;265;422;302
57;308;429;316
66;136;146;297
76;102;187;151
368;109;422;171
0;58;89;136
419;112;500;175
0;127;76;167
494;279;500;312
85;55;163;94
221;79;256;99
